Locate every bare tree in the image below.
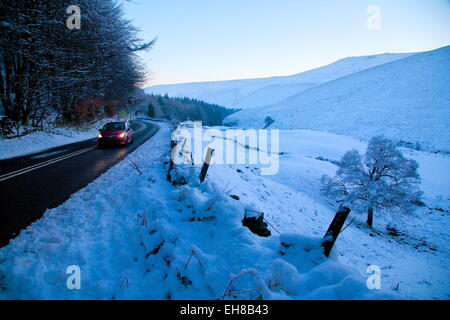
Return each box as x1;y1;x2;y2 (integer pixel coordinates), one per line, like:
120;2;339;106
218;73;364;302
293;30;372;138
322;136;422;227
0;0;154;128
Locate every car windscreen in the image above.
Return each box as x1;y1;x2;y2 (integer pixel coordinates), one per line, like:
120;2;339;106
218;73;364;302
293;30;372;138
102;122;125;131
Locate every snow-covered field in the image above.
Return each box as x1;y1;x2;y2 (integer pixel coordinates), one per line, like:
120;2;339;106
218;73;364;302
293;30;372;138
0;122;395;300
146;52;413;109
174;125;450;299
0;118;116;160
224;46;450;153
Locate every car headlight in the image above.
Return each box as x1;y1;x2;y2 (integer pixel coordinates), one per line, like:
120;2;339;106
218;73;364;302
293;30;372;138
98;133;103;138
118;132;126;138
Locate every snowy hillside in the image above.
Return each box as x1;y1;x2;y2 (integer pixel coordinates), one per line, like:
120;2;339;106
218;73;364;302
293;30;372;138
145;53;414;109
176;125;450;299
0;121;447;299
0;122;392;300
224;46;450;153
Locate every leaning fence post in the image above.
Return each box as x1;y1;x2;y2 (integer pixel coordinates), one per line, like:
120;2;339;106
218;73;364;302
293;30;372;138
322;206;351;257
167;137;177;182
199;148;214;183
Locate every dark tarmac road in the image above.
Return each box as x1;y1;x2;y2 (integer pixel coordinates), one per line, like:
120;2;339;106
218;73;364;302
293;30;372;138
0;120;159;248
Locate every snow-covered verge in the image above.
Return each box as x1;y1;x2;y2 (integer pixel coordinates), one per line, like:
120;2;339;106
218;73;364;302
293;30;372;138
224;45;450;153
0;118;116;160
0;122;392;300
177;125;449;299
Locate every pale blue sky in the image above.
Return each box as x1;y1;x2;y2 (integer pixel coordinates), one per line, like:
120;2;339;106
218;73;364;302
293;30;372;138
122;0;450;86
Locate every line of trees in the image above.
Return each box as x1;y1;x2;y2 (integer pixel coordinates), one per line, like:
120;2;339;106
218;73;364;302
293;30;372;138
146;94;238;126
0;0;153;129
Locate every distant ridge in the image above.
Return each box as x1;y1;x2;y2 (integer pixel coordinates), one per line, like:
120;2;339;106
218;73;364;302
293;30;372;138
224;46;450;153
145;52;414;109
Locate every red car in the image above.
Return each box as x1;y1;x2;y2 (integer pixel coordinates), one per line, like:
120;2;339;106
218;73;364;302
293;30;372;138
97;121;134;148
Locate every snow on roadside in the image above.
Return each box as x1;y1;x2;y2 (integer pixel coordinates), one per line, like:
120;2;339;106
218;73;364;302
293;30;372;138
0;122;391;300
0;118;115;160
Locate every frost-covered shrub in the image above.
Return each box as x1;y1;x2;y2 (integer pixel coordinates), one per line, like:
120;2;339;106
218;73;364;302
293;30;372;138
322;136;422;227
0;117;15;138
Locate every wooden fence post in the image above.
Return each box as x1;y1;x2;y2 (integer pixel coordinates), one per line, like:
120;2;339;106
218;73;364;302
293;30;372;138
199;148;214;183
322;206;351;257
167;139;177;182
